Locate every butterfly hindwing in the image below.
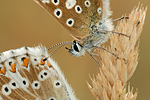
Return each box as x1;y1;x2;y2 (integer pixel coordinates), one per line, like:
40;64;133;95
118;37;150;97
0;48;37;100
0;46;76;100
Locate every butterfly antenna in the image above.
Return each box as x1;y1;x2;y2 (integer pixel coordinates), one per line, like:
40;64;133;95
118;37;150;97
43;42;72;62
48;42;72;50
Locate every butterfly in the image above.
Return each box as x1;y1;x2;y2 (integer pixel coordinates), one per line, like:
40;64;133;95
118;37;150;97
0;46;77;100
33;0;128;63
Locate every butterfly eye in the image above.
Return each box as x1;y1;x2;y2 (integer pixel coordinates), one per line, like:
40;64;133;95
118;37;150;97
41;0;50;3
66;18;74;27
51;0;59;6
85;0;91;7
54;8;62;18
2;84;11;95
73;42;79;52
49;97;56;100
97;7;102;15
75;5;82;14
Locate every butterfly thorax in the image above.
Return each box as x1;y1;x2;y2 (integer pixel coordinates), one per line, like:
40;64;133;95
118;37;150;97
66;17;114;57
82;20;113;50
82;30;107;49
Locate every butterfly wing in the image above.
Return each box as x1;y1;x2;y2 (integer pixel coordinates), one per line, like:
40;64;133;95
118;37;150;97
33;0;106;40
0;46;76;100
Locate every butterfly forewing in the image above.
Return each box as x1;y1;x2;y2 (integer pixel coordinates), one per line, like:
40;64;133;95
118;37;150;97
0;46;77;100
34;0;103;40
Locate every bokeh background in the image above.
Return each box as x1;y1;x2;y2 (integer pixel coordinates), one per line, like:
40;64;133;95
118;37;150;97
0;0;149;100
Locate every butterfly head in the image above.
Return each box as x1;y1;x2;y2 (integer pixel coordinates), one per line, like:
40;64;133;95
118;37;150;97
65;40;85;57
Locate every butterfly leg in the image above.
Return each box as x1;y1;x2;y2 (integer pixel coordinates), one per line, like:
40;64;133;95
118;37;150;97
111;31;130;37
85;49;101;67
112;16;129;22
93;46;120;59
94;28;130;37
90;53;99;56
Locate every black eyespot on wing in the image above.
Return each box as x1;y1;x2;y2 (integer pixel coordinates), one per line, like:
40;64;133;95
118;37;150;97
35;83;38;87
44;72;47;76
66;18;74;27
68;20;73;25
86;2;89;5
49;97;56;100
4;87;9;92
9;61;12;66
56;11;60;16
77;7;80;11
23;80;26;85
21;57;26;61
54;80;61;88
54;0;58;3
55;82;60;86
34;58;37;61
136;21;140;27
12;82;16;87
41;75;43;79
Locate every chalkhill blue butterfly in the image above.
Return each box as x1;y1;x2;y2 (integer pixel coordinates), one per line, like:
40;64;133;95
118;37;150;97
33;0;129;65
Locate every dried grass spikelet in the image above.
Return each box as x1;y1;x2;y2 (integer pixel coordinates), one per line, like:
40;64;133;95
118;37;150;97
87;4;147;100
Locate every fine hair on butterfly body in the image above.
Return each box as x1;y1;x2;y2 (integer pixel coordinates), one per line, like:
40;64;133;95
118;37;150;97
0;46;77;100
33;0;129;63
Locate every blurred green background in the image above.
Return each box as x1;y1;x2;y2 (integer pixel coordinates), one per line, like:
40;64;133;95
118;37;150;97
0;0;149;100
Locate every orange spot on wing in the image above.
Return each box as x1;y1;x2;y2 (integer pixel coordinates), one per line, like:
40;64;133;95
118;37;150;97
36;64;39;67
0;67;6;75
47;61;52;68
40;58;45;65
9;62;16;73
22;58;30;68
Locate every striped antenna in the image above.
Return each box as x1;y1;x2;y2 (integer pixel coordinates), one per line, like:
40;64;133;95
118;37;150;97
43;41;73;62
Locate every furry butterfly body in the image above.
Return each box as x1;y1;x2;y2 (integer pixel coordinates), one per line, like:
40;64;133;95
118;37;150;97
0;46;77;100
33;0;114;57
